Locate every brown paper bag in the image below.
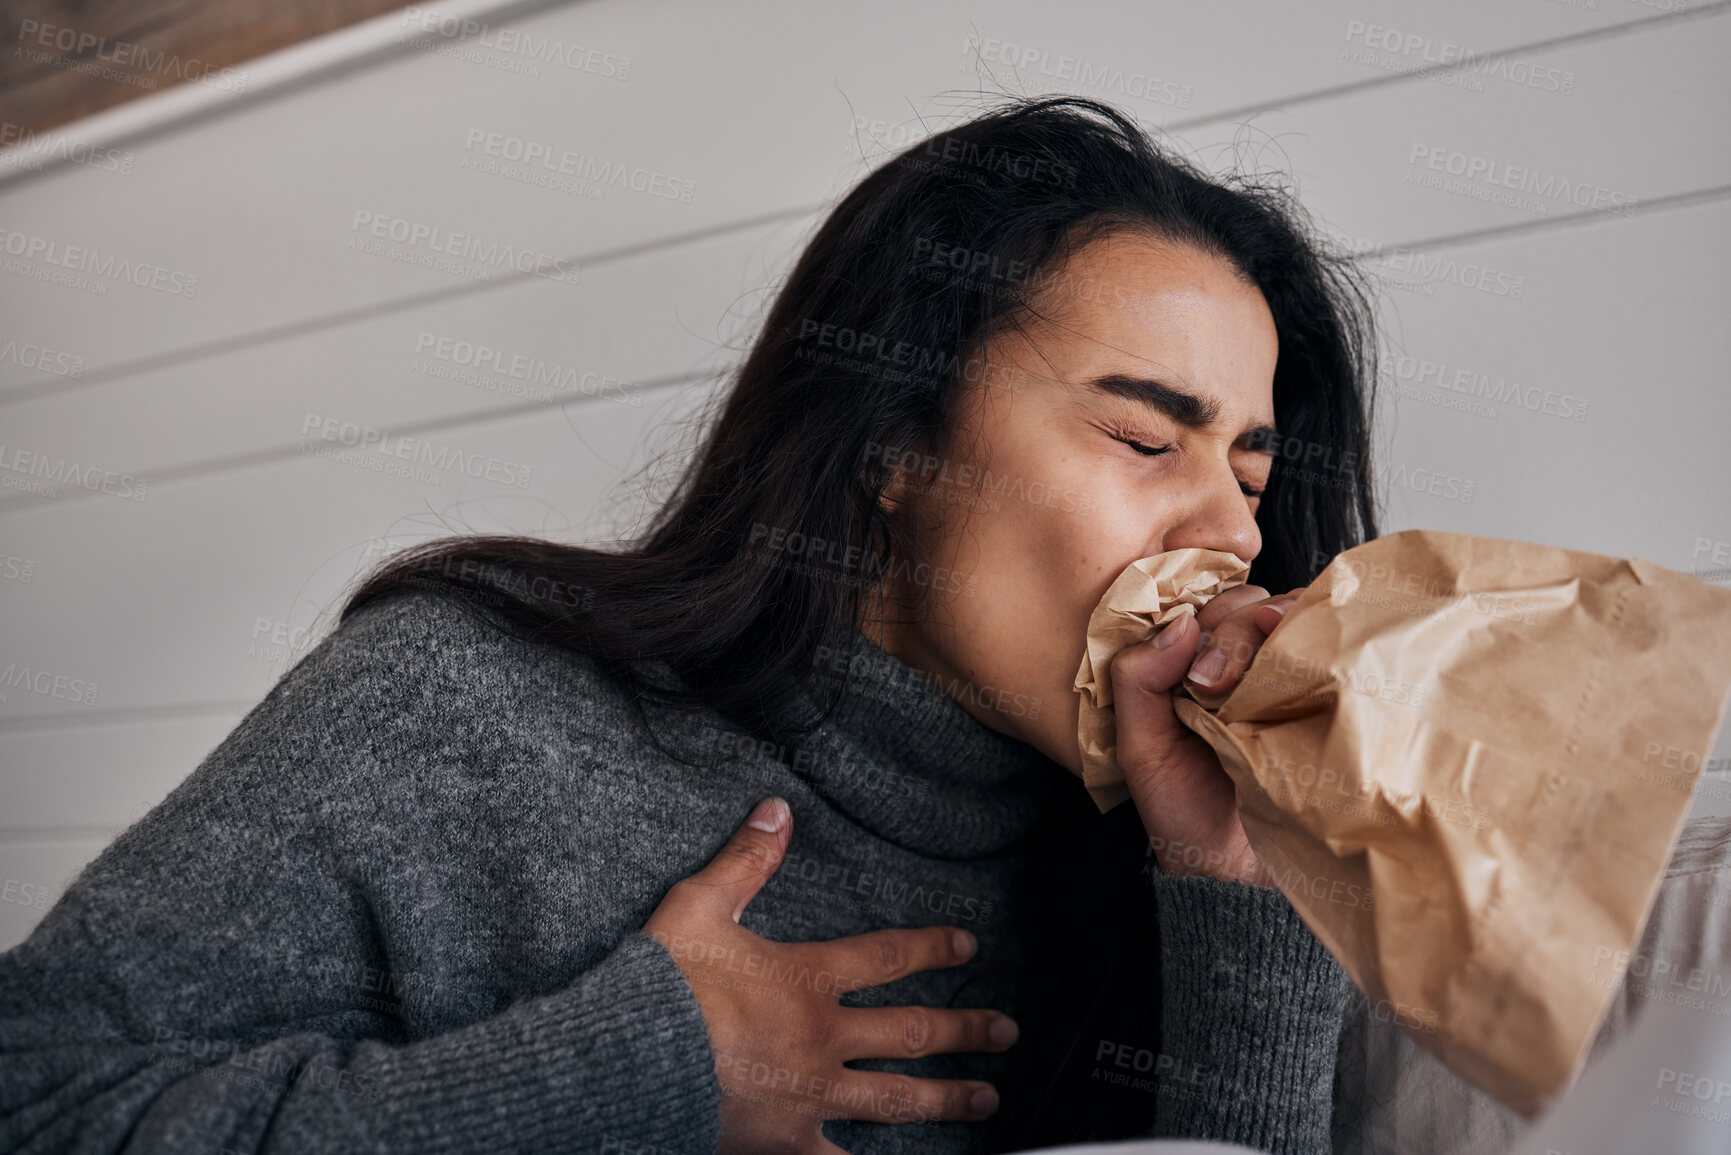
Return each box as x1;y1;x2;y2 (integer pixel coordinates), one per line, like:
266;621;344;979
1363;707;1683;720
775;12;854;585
1073;548;1254;812
1072;528;1731;1116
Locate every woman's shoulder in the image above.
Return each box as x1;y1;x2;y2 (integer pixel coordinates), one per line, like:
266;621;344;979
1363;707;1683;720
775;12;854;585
18;586;695;1012
208;584;664;789
307;583;630;711
71;584;696;897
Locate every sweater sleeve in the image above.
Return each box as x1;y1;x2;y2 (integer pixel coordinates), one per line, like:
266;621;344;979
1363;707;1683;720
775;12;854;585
1140;850;1353;1155
0;590;723;1154
0;928;720;1154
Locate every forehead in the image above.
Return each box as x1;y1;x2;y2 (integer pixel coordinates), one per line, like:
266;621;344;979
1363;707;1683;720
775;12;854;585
1025;230;1279;397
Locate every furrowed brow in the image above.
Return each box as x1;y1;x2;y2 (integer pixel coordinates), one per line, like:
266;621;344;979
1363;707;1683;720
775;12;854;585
1087;373;1279;446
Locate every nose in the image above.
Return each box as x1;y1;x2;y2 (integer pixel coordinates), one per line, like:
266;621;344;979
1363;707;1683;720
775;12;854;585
1157;458;1262;563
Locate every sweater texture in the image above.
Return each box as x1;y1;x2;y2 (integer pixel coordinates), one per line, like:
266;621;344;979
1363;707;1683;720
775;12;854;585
0;586;1351;1154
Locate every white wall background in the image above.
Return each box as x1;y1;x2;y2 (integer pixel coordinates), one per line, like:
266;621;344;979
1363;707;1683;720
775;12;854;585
2;0;1729;1099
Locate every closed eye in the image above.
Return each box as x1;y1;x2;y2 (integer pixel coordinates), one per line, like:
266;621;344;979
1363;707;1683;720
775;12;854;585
1113;434;1265;497
1112;434;1172;458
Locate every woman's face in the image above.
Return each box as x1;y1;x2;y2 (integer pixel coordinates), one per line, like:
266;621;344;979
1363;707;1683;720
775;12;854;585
864;230;1279;776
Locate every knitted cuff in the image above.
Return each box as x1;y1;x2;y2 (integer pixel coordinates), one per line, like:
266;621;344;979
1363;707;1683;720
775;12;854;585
365;932;721;1154
1149;870;1352;1155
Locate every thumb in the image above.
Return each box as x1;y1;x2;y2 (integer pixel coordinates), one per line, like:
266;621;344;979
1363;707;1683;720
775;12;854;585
1111;612;1200;701
1112;613;1201;770
684;796;792;923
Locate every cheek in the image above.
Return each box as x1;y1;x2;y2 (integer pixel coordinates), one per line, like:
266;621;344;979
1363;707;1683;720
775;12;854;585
965;501;1092;614
940;433;1169;618
912;383;1182;707
930;483;1167;696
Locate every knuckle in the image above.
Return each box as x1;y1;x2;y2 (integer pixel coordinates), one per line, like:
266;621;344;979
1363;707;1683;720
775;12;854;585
1110;639;1152;680
901;1006;934;1055
943;1009;980;1052
723;839;775;875
875;932;909;978
1113;635;1183;697
935;1078;971;1121
882;1075;921;1122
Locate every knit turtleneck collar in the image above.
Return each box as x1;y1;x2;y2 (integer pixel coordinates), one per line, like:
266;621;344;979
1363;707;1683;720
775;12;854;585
769;627;1067;860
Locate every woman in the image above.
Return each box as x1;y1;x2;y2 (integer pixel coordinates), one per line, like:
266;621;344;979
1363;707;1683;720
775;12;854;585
0;96;1378;1154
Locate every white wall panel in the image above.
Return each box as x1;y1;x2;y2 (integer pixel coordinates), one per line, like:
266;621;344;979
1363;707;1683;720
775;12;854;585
0;213;812;501
0;376;720;729
1366;196;1731;564
0;0;1699;389
0;712;241;832
0;840;113;950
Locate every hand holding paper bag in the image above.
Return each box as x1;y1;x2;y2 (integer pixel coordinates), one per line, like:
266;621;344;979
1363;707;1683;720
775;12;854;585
1073;548;1256;813
1072;528;1731;1117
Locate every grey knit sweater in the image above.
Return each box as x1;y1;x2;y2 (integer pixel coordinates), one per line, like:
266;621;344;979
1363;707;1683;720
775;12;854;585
0;586;1351;1154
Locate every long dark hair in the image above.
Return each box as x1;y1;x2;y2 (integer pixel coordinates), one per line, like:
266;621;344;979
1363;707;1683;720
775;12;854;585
342;95;1380;1148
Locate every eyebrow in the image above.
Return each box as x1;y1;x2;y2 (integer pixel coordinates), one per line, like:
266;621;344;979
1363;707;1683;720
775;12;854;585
1087;373;1281;449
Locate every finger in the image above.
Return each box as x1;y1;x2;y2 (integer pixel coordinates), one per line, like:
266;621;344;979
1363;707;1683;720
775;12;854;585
673;796;792;922
1185;598;1291;693
1111;612;1200;704
1252;594;1299;635
798;925;978;997
1194;583;1269;632
821;1071;999;1125
834;1004;1018;1062
1113;620;1208;780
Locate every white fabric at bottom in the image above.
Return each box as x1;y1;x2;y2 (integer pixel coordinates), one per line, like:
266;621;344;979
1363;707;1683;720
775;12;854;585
1332;816;1731;1155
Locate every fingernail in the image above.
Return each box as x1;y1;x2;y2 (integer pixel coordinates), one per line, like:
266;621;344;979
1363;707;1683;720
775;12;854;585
746;797;788;832
952;929;977;959
970;1085;999;1115
1268;601;1291;618
1153;617;1189;649
1188;647;1227;687
989;1016;1019;1046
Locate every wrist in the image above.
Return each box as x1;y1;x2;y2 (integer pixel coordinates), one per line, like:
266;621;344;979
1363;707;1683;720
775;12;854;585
1145;831;1272;886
